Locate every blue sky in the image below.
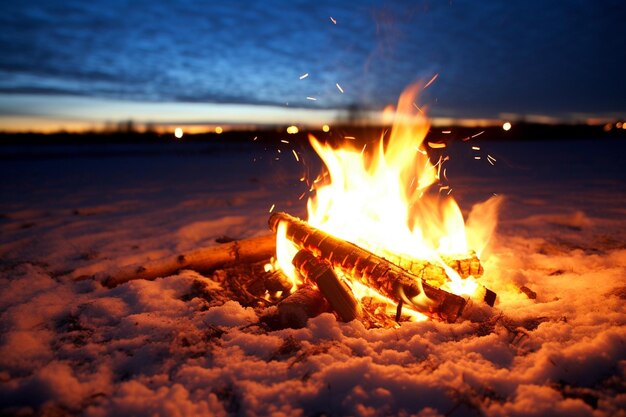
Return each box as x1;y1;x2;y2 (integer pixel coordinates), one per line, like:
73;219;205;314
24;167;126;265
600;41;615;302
1;0;625;131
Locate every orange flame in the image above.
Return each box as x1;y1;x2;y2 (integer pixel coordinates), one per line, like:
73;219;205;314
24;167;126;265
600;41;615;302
276;82;502;320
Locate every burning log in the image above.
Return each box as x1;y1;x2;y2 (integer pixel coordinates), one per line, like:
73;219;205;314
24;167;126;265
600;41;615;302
385;251;482;287
269;212;469;322
96;234;275;288
278;286;329;328
292;249;361;322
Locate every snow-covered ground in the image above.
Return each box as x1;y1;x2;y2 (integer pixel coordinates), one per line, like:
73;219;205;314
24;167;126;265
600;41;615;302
1;138;625;416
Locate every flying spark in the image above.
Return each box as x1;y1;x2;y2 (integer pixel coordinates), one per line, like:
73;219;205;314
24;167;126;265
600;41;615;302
281;139;289;144
424;73;439;89
472;146;480;151
306;96;317;101
299;73;309;80
330;16;337;24
428;142;446;149
269;204;275;213
344;136;356;140
292;149;299;162
336;83;344;93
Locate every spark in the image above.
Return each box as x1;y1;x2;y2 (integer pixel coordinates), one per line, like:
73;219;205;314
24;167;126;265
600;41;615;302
361;144;367;155
415;147;427;155
292;149;299;162
336;83;344;93
472;146;480;151
471;131;485;138
344;136;356;140
488;158;495;166
428;142;446;149
298;192;306;200
269;204;275;213
424;73;439;89
281;139;289;144
439;185;450;193
442;130;452;134
443;168;448;180
299;73;309;80
413;103;424;113
253;136;258;141
474;156;481;160
277;149;281;153
306;96;317;101
299;176;306;182
487;154;497;162
447;188;453;195
435;155;443;179
330;16;337;24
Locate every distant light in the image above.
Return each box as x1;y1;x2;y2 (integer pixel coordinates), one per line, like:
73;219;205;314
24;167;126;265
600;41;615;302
603;123;612;132
174;127;183;139
215;126;223;134
286;125;299;134
322;124;330;132
502;122;512;131
617;122;623;129
623;124;626;130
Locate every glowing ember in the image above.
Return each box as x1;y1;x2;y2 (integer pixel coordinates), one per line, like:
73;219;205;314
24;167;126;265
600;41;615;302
273;82;502;323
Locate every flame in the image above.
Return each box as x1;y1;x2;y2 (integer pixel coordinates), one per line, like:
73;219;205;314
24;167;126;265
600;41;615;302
275;82;501;321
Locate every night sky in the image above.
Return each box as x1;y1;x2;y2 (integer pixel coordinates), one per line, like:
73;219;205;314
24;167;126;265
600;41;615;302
1;0;625;131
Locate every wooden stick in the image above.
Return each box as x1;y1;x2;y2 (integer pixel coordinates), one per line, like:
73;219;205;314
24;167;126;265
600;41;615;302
292;249;361;322
278;286;329;328
96;234;275;288
269;212;467;322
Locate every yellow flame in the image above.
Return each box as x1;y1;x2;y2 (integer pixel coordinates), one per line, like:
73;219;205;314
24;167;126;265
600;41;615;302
275;82;501;320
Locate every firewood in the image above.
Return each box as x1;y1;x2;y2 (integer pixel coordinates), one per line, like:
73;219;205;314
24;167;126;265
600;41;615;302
269;212;468;322
376;251;482;287
277;286;329;328
292;249;361;322
263;270;293;292
96;234;275;288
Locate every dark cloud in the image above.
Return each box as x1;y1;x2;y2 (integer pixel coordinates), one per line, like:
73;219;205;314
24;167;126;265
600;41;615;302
0;0;625;118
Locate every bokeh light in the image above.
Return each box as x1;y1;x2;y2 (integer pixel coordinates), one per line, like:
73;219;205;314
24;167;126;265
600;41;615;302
174;127;183;138
502;122;512;131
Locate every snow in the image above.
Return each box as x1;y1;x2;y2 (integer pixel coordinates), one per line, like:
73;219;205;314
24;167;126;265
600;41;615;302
1;139;625;416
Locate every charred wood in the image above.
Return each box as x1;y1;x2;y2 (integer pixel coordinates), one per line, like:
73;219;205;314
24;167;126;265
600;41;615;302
277;286;329;328
292;249;361;322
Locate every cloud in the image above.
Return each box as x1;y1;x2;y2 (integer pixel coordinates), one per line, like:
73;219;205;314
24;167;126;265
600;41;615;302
0;0;624;119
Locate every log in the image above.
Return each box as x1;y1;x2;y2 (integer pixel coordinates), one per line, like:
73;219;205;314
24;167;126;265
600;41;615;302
269;212;467;322
96;234;275;288
278;286;329;328
292;249;361;322
263;270;293;293
372;250;482;287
